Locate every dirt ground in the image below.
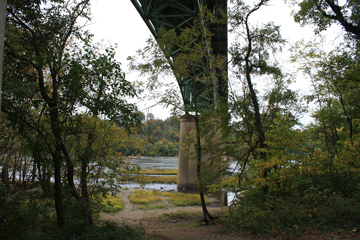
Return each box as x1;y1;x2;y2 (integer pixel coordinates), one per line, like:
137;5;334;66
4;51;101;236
100;189;243;240
100;189;360;240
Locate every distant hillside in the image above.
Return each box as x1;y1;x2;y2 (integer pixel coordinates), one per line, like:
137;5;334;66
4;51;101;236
118;114;180;157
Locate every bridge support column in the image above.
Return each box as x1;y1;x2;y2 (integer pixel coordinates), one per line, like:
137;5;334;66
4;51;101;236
177;114;198;189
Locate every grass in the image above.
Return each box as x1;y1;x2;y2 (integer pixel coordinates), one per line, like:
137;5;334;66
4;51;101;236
117;170;177;184
140;168;178;175
101;194;125;213
154;191;210;206
128;190;165;210
128;190;163;204
137;203;166;210
128;189;211;210
142;175;177;184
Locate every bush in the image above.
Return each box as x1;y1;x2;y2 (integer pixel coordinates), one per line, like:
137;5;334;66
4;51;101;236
223;174;360;237
52;221;144;240
0;188;57;240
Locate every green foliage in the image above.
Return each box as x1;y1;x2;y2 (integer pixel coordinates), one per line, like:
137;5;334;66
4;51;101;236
2;0;141;229
51;222;144;240
116;116;180;157
0;188;142;240
215;0;360;236
0;188;57;239
222;115;360;236
291;0;360;39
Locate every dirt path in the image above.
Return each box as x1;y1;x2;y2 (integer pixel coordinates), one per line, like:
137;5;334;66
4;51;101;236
100;189;360;240
100;189;243;240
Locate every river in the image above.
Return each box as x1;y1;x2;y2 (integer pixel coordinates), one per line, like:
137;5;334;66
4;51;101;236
130;157;178;170
127;157;234;205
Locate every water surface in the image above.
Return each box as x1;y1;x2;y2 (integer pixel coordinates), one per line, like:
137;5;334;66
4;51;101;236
130;157;178;170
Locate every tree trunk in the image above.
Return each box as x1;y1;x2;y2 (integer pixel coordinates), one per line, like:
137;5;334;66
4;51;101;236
53;145;66;228
1;157;10;189
194;116;214;224
50;109;66;228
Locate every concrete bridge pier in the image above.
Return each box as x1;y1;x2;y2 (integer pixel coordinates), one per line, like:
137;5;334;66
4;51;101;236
177;114;223;188
177;114;198;189
177;114;228;205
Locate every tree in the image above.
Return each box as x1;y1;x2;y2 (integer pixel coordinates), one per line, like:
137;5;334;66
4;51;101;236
292;0;360;39
291;38;360;149
227;0;295;195
129;7;228;224
2;0;141;227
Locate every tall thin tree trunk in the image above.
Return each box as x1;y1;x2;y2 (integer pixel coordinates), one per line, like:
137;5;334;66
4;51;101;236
1;157;10;189
53;146;66;228
50;108;66;228
194;115;214;224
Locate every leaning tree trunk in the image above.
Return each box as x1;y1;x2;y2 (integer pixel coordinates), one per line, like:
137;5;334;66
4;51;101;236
194;115;215;224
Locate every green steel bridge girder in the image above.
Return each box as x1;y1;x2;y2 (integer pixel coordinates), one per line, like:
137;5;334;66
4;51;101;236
131;0;228;111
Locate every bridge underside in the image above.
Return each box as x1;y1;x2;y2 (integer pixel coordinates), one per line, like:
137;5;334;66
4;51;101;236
131;0;227;111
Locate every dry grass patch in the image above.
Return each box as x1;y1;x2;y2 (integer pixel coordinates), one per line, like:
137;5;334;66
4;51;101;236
101;194;125;213
128;190;163;204
154;191;210;206
142;175;177;184
137;203;166;210
128;190;165;210
140;168;178;175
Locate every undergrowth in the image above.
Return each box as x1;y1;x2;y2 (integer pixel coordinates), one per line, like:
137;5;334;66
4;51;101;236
0;187;144;240
221;177;360;238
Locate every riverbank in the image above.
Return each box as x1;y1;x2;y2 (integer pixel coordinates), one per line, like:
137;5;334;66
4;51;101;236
100;188;240;240
100;189;360;240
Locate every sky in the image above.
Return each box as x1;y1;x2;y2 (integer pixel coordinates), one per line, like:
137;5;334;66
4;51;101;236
84;0;344;123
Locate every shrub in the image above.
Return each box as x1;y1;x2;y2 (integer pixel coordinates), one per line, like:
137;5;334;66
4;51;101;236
52;221;144;240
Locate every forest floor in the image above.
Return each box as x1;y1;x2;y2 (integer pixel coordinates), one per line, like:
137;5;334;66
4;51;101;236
100;189;360;240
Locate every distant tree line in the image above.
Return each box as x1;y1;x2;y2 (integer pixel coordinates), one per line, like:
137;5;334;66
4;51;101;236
117;113;180;157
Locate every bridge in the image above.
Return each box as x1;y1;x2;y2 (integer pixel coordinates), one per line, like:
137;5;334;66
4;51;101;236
130;0;227;111
131;0;228;189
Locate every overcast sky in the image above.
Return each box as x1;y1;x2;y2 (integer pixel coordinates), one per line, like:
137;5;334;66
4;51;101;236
84;0;343;122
